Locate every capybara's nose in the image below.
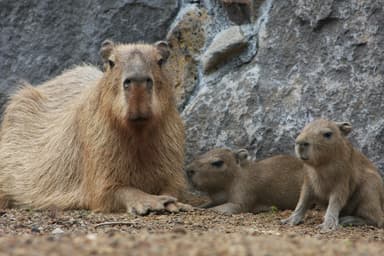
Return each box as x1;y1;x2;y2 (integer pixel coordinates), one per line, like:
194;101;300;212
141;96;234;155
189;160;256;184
296;140;309;148
186;168;196;179
296;140;310;153
123;76;153;91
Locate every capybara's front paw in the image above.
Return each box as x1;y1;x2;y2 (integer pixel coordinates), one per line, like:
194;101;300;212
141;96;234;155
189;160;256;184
126;195;177;215
318;216;338;233
211;203;241;215
281;214;303;226
165;202;194;213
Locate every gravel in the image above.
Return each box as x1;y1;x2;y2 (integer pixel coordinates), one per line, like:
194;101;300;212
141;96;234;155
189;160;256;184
0;208;383;255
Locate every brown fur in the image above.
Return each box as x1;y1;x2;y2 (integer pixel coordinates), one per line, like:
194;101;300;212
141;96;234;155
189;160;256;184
282;119;384;231
0;40;190;215
186;148;304;214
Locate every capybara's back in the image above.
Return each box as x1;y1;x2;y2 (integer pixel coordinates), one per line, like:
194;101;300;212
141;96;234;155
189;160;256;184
0;66;103;209
247;155;304;211
0;41;187;214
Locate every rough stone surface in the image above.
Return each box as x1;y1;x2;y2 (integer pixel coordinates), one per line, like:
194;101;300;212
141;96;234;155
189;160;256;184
202;25;249;73
165;5;208;110
0;0;179;113
220;0;253;24
181;0;384;176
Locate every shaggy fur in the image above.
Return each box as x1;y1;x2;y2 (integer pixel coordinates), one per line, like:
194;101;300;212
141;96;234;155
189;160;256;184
186;148;304;214
282;119;384;231
0;41;186;214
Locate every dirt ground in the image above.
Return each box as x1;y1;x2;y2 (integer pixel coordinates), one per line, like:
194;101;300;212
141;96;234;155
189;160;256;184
0;208;383;256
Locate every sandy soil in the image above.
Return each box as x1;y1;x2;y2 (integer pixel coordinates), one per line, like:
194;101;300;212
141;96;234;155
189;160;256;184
0;208;383;255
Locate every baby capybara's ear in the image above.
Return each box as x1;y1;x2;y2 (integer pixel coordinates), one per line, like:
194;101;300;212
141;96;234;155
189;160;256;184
336;122;352;136
100;39;115;69
234;149;249;164
154;41;170;66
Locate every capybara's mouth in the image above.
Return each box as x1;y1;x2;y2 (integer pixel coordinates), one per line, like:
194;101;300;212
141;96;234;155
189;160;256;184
127;113;151;124
129;116;149;122
296;152;309;161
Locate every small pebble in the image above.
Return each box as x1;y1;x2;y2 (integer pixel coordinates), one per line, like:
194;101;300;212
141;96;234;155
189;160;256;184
86;233;97;240
31;226;41;233
173;225;187;234
52;227;65;234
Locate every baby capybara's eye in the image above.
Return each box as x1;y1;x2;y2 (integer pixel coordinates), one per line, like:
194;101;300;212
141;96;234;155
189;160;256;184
211;160;224;168
323;132;332;139
123;79;131;89
146;78;153;89
108;60;115;68
157;58;164;66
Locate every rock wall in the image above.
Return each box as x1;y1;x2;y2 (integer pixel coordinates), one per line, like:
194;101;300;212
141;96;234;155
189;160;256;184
0;0;179;111
1;0;384;174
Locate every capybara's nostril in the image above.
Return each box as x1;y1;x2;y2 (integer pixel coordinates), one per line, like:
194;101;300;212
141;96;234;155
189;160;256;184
186;169;195;179
296;141;309;148
146;78;153;90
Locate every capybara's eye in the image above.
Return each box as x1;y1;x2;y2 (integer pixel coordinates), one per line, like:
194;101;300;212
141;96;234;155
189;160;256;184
146;78;153;89
123;79;131;89
211;160;224;168
157;58;164;66
108;60;115;68
323;132;333;139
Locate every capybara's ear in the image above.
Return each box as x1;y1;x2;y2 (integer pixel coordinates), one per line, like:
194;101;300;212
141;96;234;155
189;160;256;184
234;149;249;164
155;41;170;66
336;122;352;136
100;40;115;69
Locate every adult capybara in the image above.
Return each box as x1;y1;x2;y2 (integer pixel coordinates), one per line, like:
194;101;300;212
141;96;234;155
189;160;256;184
282;119;384;232
186;148;304;214
0;40;191;215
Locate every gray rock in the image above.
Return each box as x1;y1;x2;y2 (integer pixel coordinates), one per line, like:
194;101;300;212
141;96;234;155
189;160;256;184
182;0;384;176
202;26;248;73
0;0;179;114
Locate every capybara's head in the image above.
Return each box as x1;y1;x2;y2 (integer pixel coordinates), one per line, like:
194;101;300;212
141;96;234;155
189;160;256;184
295;119;352;166
99;40;173;128
185;148;249;193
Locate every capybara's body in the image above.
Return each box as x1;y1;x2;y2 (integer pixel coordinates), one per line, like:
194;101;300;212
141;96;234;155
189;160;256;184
0;41;188;214
282;119;384;231
186;148;304;214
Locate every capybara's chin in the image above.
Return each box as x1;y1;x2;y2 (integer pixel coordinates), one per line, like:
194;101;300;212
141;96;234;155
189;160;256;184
295;149;309;161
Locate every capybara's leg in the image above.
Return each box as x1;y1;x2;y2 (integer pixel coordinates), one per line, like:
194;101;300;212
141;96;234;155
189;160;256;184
198;192;227;209
281;182;313;226
354;199;384;227
317;191;349;232
253;205;274;214
199;201;220;209
339;216;375;226
0;192;11;209
352;179;384;227
211;202;242;215
115;187;177;215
